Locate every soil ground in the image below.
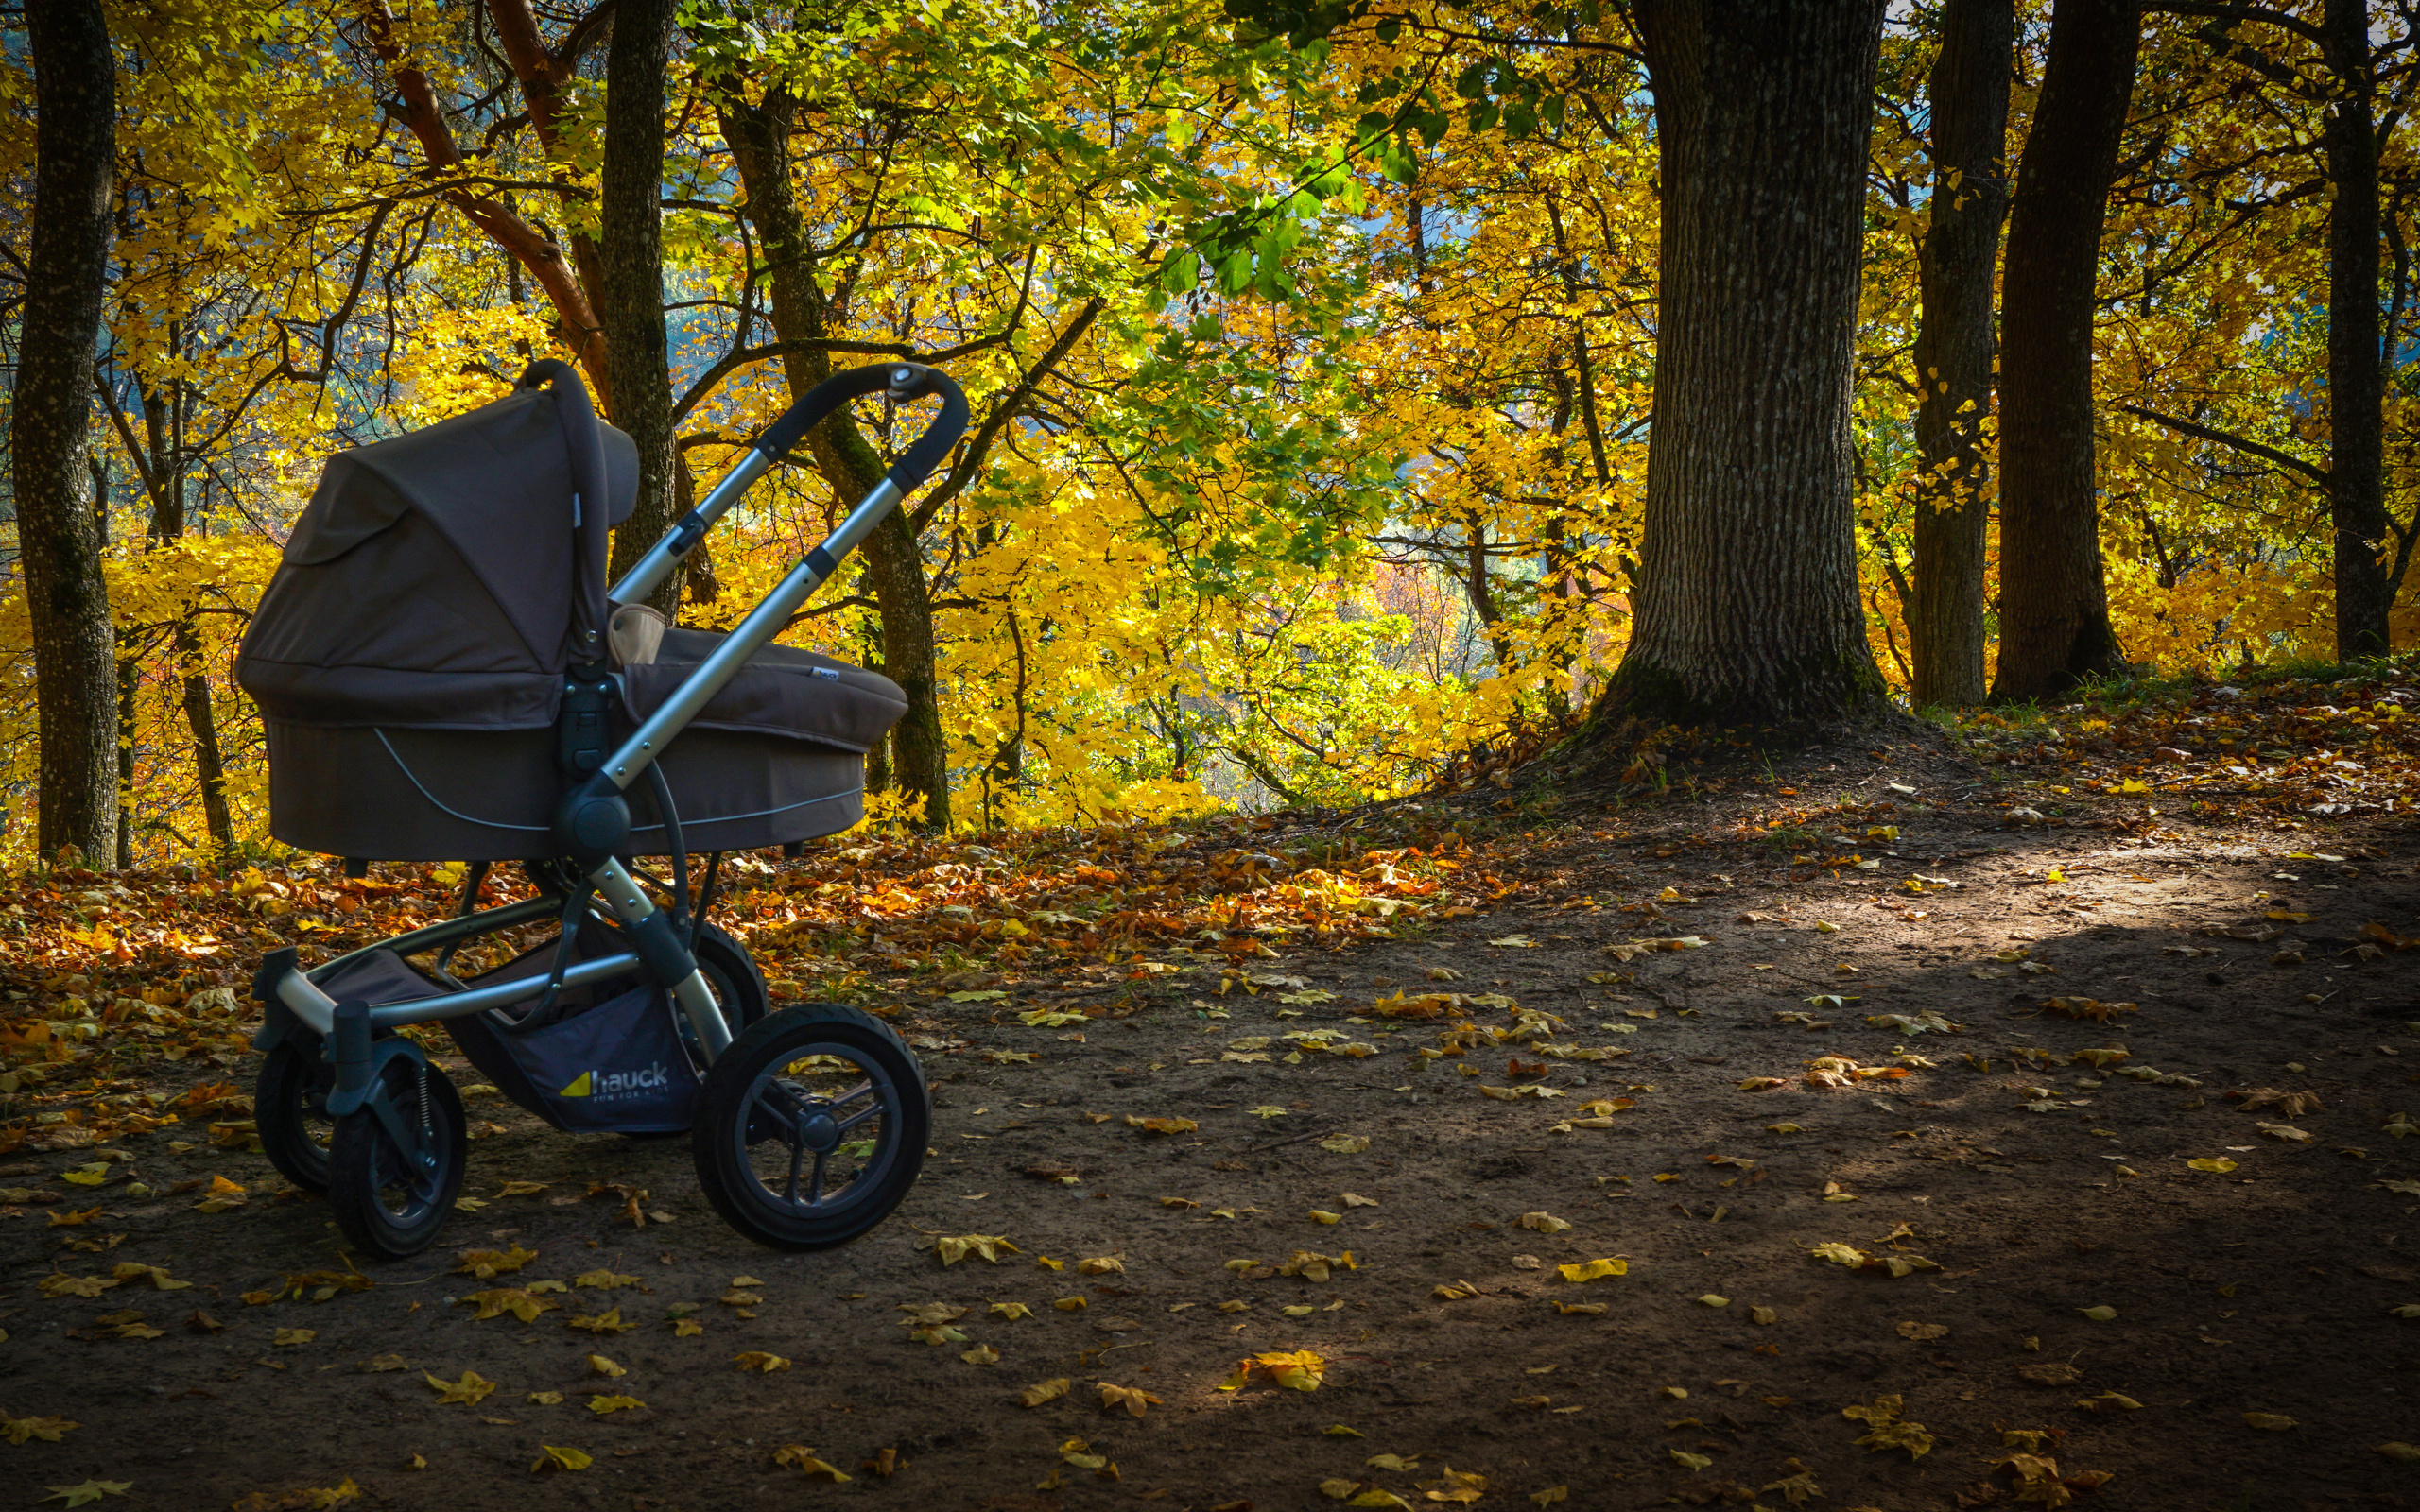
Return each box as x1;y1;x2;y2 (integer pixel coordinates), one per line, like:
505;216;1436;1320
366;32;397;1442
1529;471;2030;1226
4;691;2420;1512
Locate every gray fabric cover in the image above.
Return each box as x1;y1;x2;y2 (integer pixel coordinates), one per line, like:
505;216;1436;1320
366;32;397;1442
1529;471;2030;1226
623;627;908;752
262;721;872;860
239;383;639;730
238;375;910;862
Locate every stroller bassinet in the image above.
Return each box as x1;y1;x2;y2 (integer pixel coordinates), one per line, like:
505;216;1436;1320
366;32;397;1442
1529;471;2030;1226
236;376;906;859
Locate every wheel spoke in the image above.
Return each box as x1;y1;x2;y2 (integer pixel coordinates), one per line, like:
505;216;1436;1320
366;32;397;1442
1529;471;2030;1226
834;1101;885;1134
806;1148;828;1208
782;1137;804;1206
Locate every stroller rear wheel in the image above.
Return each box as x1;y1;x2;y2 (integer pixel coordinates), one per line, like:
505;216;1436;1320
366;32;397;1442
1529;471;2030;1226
326;1056;467;1260
255;1039;337;1194
691;1005;927;1250
684;922;770;1060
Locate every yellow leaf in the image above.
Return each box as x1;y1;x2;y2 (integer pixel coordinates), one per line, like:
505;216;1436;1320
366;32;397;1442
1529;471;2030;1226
2377;1442;2420;1461
2078;1305;2117;1321
2187;1157;2239;1173
1020;1377;1072;1407
770;1445;850;1481
2243;1413;2297;1431
732;1352;790;1372
36;1481;131;1506
424;1371;496;1406
1514;1211;1571;1234
992;1301;1033;1320
587;1396;642;1415
1124;1115;1198;1136
1099;1382;1162;1418
0;1414;78;1445
1556;1258;1627;1283
1669;1451;1712;1470
1530;1490;1568;1507
530;1446;592;1473
1696;1295;1728;1307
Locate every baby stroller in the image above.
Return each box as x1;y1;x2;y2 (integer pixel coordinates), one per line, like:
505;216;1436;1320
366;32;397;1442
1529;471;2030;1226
233;358;965;1258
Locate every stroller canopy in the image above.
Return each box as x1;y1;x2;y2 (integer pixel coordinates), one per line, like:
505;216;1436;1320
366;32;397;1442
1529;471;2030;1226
239;367;636;730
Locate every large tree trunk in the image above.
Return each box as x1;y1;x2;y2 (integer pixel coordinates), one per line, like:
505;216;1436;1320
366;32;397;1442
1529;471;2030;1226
1908;0;2014;708
12;0;119;866
1587;0;1888;730
598;0;683;616
2322;0;2390;660
719;89;953;830
1989;0;2138;700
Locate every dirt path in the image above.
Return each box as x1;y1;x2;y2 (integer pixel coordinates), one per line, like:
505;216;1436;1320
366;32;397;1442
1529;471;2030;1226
4;700;2419;1511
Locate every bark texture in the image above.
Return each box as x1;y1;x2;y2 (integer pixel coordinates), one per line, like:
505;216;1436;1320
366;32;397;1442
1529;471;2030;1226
720;89;952;830
13;0;120;864
1908;0;2014;708
1591;0;1888;730
1989;0;2138;700
598;0;683;616
2322;0;2390;660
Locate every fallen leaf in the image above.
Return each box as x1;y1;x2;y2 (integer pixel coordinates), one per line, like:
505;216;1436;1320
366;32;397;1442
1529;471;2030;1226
1020;1378;1072;1407
424;1371;496;1406
39;1482;132;1506
732;1352;790;1372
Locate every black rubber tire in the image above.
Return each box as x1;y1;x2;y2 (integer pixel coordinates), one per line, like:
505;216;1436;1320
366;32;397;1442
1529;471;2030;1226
255;1039;337;1194
326;1056;467;1260
691;1004;928;1251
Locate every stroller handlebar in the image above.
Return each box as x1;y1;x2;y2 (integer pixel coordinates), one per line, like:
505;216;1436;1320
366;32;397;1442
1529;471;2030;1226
757;361;970;495
607;360;969;612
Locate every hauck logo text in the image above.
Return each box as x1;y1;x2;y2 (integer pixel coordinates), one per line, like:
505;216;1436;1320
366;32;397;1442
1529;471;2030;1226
559;1063;672;1101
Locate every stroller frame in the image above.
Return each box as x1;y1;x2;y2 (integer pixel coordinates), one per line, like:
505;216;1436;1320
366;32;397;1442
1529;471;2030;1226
249;360;968;1255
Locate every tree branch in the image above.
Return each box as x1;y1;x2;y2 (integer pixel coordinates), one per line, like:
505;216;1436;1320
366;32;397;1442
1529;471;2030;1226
2116;402;2332;490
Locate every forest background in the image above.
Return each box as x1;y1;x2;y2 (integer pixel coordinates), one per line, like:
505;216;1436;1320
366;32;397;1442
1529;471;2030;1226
0;0;2411;867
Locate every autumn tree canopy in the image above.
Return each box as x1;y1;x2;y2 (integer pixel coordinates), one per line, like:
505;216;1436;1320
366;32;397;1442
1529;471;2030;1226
0;0;2415;860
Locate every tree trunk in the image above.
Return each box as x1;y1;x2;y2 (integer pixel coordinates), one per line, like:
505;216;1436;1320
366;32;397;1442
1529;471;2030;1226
2322;0;2389;660
176;617;234;857
1989;0;2138;700
1587;0;1889;731
1908;0;2014;708
13;0;119;866
598;0;683;616
718;89;953;830
113;643;136;871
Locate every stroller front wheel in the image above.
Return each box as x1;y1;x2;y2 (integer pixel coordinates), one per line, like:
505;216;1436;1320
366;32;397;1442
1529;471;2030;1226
326;1056;467;1260
690;1005;928;1250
